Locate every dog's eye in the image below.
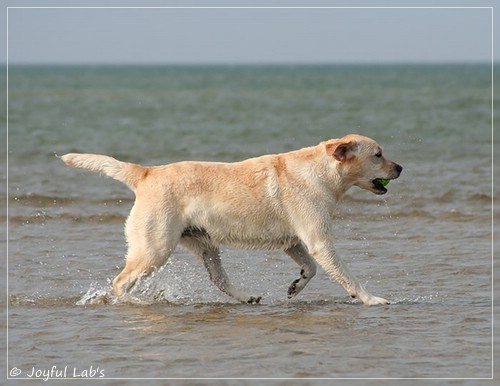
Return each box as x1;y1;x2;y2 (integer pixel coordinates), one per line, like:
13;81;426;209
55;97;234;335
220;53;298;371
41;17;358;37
375;152;382;158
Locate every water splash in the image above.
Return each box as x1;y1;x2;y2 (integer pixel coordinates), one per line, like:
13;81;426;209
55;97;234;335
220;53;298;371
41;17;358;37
75;259;238;306
381;198;400;237
387;293;440;305
76;281;116;306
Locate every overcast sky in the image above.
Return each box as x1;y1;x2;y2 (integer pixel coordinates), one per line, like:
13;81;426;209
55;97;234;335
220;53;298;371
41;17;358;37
3;4;495;65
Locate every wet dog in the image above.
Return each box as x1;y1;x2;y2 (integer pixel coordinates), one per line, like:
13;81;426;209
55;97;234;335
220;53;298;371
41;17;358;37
62;134;402;305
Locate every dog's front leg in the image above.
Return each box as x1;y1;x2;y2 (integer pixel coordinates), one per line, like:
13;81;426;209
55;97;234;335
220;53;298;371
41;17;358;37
306;239;389;306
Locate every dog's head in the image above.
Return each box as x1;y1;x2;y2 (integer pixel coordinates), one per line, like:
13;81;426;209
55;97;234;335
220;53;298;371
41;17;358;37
325;134;402;195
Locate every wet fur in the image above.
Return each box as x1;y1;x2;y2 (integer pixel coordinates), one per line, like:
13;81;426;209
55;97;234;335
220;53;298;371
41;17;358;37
62;134;402;305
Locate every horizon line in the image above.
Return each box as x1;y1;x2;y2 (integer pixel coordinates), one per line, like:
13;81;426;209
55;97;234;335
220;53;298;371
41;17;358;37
2;61;494;67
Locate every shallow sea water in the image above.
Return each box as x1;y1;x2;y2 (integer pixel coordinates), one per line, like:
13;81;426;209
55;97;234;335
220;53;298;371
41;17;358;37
2;65;497;384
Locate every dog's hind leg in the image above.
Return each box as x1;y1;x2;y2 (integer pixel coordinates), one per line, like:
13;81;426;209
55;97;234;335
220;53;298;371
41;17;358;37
180;235;261;304
112;204;180;299
203;252;262;304
285;243;317;298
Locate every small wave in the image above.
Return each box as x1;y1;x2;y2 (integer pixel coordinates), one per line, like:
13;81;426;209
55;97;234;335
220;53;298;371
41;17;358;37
467;193;492;204
368;207;488;221
436;190;456;203
8;212;126;225
9;293;82;307
403;192;492;207
388;209;436;219
7;194;133;207
388;295;439;305
8;194;84;206
441;210;482;221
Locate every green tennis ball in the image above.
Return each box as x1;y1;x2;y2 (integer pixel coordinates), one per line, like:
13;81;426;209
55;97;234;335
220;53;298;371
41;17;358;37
376;178;390;187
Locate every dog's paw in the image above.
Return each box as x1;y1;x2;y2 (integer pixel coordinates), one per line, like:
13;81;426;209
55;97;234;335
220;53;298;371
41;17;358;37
287;279;300;298
363;295;390;306
247;296;262;304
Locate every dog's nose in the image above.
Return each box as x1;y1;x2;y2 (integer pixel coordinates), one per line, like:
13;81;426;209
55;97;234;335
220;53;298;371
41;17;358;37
395;164;403;174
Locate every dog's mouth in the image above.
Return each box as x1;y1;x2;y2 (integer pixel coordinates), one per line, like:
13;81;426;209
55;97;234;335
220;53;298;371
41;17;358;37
372;178;388;195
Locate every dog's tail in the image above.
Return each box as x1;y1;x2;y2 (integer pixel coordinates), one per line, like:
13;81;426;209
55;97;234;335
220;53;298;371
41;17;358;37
60;153;146;191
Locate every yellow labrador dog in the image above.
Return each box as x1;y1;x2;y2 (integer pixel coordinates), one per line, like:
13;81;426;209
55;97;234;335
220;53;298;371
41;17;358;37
62;134;402;305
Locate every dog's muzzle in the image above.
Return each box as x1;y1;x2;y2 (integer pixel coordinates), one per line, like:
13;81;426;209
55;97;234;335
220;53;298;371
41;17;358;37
372;163;403;194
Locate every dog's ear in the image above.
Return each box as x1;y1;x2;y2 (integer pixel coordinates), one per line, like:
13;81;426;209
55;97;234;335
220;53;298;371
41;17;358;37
326;141;358;162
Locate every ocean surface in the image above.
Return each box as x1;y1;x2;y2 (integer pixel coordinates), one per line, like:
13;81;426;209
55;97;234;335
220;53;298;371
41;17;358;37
2;65;497;384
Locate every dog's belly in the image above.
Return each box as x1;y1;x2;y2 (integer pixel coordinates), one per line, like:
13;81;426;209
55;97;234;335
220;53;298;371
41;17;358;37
182;195;300;250
218;234;300;250
181;224;300;250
